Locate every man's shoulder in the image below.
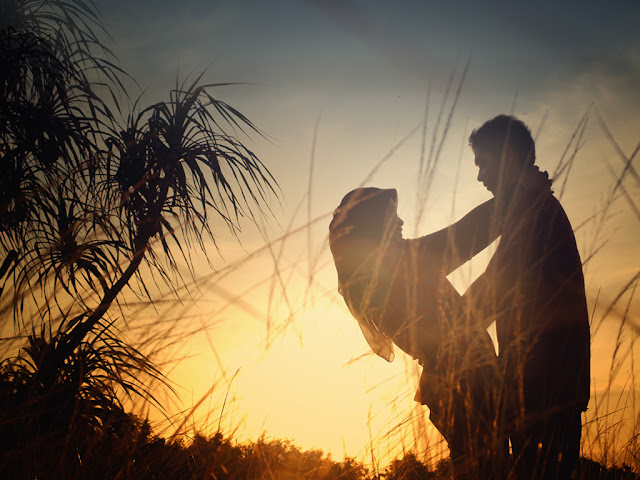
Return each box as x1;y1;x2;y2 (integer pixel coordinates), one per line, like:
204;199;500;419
542;192;574;227
545;191;565;210
502;190;574;249
531;193;582;259
522;190;571;225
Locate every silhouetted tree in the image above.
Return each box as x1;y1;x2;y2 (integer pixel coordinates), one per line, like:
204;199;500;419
0;0;277;477
384;452;435;480
328;456;371;480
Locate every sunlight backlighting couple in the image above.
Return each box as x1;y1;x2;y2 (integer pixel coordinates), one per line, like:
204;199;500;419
330;115;590;480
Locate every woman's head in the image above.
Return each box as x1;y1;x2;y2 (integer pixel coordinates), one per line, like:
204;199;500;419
329;187;401;245
329;187;403;286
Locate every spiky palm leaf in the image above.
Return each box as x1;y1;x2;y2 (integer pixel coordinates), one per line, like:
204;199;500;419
106;75;278;254
0;7;120;255
0;311;166;478
11;185;125;318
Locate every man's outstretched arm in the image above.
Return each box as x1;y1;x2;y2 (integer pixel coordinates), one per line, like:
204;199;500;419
406;198;502;275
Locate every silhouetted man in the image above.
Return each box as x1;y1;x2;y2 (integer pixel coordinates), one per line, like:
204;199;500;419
464;115;590;479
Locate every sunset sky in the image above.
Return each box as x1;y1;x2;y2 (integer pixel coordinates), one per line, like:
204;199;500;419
101;0;640;466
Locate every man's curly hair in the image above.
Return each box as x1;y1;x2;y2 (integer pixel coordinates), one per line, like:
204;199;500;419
469;114;536;167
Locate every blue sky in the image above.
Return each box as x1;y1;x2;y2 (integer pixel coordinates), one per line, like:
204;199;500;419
103;0;640;98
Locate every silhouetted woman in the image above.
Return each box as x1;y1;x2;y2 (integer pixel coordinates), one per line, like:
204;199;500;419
329;187;511;479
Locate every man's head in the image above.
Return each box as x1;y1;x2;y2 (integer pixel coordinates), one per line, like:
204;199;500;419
469;115;536;195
